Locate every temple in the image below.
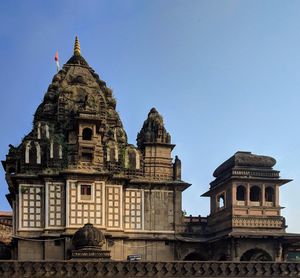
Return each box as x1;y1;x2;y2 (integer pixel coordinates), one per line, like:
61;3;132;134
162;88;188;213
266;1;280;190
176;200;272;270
1;37;300;261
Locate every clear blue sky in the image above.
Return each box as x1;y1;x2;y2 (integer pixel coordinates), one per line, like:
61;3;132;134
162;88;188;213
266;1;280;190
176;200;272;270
1;1;300;232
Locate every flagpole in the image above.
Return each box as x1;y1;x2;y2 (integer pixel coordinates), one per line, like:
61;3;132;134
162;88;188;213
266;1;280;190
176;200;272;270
55;50;60;72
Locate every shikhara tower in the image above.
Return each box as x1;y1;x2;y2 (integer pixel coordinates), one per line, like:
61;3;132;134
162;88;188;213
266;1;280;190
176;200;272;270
2;37;300;261
2;37;189;260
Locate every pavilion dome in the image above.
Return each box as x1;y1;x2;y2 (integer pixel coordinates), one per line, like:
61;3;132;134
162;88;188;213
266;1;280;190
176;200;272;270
72;223;105;249
213;151;276;178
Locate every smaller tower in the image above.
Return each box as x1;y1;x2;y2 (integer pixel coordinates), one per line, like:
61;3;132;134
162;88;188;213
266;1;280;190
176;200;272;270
202;151;290;234
137;108;174;180
201;151;291;261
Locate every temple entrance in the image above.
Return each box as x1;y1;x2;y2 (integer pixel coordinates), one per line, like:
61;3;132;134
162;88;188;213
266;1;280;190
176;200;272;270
240;248;272;261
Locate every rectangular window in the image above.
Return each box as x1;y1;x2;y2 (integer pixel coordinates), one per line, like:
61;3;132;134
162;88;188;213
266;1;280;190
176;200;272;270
80;185;92;200
69;182;102;227
81;152;93;162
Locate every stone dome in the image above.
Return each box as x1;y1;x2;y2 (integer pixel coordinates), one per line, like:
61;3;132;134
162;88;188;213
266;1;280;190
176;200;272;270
72;223;105;249
213;151;276;178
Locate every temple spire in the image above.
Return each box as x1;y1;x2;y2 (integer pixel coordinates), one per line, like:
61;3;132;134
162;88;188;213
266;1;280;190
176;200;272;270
74;36;81;56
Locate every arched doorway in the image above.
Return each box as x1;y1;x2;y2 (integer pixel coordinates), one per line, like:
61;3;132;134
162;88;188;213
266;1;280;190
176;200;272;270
218;254;228;261
240;248;272;261
0;242;11;260
184;252;206;261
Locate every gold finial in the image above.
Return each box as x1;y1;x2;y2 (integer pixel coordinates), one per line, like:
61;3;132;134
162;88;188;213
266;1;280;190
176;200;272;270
74;36;81;56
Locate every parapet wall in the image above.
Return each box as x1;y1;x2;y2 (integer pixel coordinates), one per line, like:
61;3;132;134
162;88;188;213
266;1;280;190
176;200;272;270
0;261;300;277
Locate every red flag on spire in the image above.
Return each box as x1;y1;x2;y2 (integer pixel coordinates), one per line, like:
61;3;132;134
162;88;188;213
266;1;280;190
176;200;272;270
54;50;60;72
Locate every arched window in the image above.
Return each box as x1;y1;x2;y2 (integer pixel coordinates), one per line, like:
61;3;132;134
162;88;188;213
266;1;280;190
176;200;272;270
236;185;246;201
265;186;274;203
125;148;140;170
217;194;225;209
240;248;273;261
0;241;11;260
218;254;228;261
82;128;93;140
110;147;116;163
250;186;261;203
35;142;41;164
29;141;37;164
128;150;136;168
184;252;207;261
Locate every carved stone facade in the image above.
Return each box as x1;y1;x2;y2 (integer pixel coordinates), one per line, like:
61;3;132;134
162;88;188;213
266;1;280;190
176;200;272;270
1;38;300;262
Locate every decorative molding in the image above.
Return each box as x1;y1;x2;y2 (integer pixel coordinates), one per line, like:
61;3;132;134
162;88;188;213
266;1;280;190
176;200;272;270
233;216;283;228
232;169;279;178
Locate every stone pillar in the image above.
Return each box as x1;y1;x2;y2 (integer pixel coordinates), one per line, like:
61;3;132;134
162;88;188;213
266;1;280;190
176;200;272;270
232;238;240;261
174;189;183;233
232;183;236;206
261;184;265;206
246;183;250;206
275;185;280;207
276;242;283;262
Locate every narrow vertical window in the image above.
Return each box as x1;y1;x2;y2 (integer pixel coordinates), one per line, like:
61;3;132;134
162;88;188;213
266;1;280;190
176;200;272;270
217;193;225;210
250;186;261;205
236;185;246;205
265;186;275;206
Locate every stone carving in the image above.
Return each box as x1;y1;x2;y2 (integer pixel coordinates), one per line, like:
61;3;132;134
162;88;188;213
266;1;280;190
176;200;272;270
233;216;284;228
173;155;182;180
71;224;110;260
